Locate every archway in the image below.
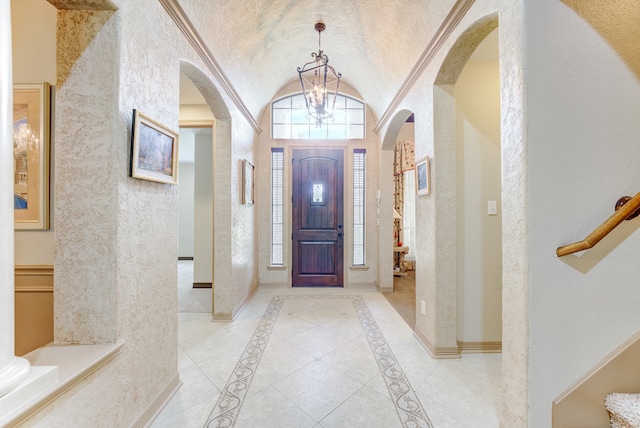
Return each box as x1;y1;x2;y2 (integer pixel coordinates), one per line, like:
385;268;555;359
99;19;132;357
426;13;500;357
179;61;232;317
380;110;418;328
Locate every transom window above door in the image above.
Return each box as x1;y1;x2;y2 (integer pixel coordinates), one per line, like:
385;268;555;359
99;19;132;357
271;93;365;140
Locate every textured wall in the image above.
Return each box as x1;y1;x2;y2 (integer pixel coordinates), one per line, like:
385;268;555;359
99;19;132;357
53;8;120;345
526;0;640;426
21;0;257;425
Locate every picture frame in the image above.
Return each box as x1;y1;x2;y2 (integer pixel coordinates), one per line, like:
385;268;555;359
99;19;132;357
415;156;430;195
242;159;254;205
13;83;51;230
130;110;179;184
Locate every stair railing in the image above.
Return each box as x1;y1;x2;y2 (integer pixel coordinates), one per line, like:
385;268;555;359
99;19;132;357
556;192;640;257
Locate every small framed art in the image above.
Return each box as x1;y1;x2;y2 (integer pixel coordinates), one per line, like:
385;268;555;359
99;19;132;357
415;156;430;195
130;110;179;184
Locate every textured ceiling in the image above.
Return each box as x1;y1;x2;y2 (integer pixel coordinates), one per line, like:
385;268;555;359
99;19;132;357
178;0;457;122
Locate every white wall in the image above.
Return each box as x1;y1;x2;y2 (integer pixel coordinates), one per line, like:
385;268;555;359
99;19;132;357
396;121;414;141
455;57;502;344
178;129;195;258
193;129;213;283
11;0;56;265
526;1;640;425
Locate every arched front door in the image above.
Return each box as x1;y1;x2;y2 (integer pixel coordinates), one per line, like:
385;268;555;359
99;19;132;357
291;148;344;287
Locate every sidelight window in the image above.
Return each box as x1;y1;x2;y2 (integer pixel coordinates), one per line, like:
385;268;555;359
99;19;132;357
271;148;284;265
353;149;366;265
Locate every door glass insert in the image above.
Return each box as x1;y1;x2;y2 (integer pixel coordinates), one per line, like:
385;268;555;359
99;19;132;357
313;183;323;203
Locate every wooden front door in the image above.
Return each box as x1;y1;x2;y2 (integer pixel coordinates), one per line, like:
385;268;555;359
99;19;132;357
292;149;344;287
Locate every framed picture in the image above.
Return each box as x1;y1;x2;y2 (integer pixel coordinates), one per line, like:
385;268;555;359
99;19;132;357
13;83;51;230
415;156;430;195
242;159;254;205
130;110;179;184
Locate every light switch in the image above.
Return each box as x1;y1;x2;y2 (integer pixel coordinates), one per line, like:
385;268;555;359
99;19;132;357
488;200;497;216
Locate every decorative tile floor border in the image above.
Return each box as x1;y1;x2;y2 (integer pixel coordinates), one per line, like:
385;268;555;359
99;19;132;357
204;295;432;428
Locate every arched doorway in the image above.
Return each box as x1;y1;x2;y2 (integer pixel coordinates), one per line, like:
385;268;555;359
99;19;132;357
179;61;232;316
380;110;418;328
432;16;501;354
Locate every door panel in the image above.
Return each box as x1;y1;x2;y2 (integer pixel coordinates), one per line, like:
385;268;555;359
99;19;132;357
292;149;344;287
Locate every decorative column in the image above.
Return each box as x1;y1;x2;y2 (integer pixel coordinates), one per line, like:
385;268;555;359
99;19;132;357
0;0;30;398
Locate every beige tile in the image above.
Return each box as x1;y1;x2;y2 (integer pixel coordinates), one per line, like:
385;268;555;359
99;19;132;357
254;336;316;384
284;325;351;359
273;361;364;421
177;313;228;345
154;364;220;423
438;353;502;387
197;350;249;392
366;373;392;399
180;328;246;364
419;397;478;428
271;314;317;341
152;400;212;428
234;386;317;428
321;336;380;384
319;385;402;428
177;346;195;370
416;363;501;425
167;273;503;428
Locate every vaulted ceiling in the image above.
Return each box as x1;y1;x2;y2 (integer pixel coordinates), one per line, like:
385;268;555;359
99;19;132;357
177;0;459;123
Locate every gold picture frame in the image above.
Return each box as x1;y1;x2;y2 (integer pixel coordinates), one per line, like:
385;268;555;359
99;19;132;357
13;83;51;230
242;159;254;205
130;110;179;184
415;156;430;195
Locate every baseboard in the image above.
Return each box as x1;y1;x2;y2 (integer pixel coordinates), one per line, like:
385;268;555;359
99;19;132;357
192;282;212;289
378;285;394;293
458;341;502;354
414;329;460;359
211;282;259;321
131;373;181;428
178;257;193;260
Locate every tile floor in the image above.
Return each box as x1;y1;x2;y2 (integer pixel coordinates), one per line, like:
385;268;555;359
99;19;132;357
153;261;501;427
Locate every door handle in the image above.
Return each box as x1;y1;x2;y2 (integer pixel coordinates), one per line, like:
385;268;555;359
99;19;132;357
338;233;343;237
338;224;343;228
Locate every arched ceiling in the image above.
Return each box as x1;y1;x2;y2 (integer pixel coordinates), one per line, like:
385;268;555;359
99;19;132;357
177;0;453;123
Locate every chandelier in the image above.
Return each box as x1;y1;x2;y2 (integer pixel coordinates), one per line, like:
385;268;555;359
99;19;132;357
297;22;342;128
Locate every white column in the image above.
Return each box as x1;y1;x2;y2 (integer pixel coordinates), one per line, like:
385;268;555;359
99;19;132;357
0;0;30;398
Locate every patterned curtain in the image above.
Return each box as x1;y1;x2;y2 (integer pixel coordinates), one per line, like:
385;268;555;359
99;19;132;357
393;140;415;247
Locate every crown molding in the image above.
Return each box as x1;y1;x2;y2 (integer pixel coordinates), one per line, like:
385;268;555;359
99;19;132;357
374;0;476;134
159;0;262;133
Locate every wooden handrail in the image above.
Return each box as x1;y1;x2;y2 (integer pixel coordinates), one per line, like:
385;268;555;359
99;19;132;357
556;192;640;257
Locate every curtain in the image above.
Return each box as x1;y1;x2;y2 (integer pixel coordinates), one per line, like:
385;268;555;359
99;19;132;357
393;140;415;255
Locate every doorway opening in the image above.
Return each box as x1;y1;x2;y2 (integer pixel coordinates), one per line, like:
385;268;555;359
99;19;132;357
177;68;217;313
